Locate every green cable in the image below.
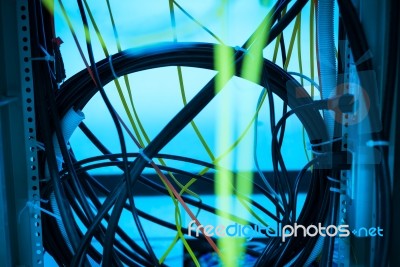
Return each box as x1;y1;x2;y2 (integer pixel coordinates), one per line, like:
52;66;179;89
297;13;304;87
170;0;223;161
310;1;315;98
209;89;266;169
272;7;287;63
83;3;203;263
173;0;225;45
295;11;311;163
161;1;222;262
100;0;201;198
283;14;301;70
105;0;150;147
168;0;272;260
83;0;145;146
160;178;200;265
307;1;316;163
237;197;270;227
177;66;216;161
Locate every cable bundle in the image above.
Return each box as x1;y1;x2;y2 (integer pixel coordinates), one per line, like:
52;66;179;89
28;0;390;266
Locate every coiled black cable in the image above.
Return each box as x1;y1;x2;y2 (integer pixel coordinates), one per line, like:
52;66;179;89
52;42;329;265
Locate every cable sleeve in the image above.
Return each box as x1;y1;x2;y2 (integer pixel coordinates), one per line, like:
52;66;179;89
317;0;337;139
49;107;85;254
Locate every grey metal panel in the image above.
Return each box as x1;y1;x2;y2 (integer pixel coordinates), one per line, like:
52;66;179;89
0;0;42;265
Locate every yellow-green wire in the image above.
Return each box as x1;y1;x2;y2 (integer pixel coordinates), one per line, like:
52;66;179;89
307;1;316;163
295;12;311;163
297;13;304;87
283;14;301;70
177;66;216;161
104;0;149;146
209;91;266;169
272;7;287;64
83;2;202;263
310;1;315;98
161;1;220;263
91;6;198;197
83;0;145;145
160;178;201;265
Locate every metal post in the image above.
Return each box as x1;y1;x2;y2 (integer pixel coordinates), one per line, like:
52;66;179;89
0;0;43;265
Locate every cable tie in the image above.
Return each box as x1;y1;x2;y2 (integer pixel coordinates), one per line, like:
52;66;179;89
31;46;54;62
366;140;389;147
329;187;345;194
31;55;54;61
18;200;61;223
28;201;61;220
109;55;119;80
30;138;46;151
0;96;18;107
327;176;342;184
36;141;46;151
307;137;343;150
311;150;326;156
353;50;373;66
139;148;152;163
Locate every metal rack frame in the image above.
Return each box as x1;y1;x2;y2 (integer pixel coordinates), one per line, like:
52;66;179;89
0;0;43;265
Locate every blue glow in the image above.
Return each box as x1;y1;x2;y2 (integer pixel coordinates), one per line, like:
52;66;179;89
54;0;325;174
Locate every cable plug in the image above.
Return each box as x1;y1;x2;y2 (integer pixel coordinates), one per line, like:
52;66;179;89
327;93;355;113
52;37;66;83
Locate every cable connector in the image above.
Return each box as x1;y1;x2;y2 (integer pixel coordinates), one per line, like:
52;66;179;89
327;93;355;113
52;37;66;83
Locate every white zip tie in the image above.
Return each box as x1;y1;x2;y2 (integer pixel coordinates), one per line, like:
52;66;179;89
28;201;61;220
311;150;327;156
366;140;389;147
18;200;61;223
307;137;343;150
36;141;46;151
329;187;346;194
327;176;342;184
31;46;54;62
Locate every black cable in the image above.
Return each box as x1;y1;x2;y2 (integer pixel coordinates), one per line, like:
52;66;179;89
74;1;159;266
65;152;154;266
56;158;269;263
30;0;84;262
34;1;318;263
54;42;328;266
48;0;322;260
256;93;355;265
255;101;332;265
31;9;82;263
253;90;284;212
65;154;283;223
77;121;286;217
277;16;288;149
